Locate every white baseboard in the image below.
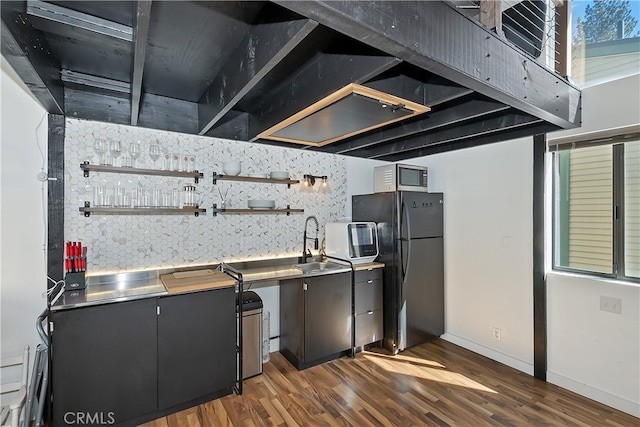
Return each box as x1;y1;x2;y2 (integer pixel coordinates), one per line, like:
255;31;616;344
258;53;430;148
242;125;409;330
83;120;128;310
547;371;640;418
269;337;280;354
440;333;534;375
440;333;639;418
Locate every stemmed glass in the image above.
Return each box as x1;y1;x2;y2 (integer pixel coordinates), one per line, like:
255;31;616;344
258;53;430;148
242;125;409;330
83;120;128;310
110;139;122;167
94;139;108;165
129;141;141;167
149;143;161;169
161;149;171;170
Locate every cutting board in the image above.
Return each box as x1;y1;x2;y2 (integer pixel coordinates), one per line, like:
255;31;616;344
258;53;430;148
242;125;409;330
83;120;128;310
161;269;236;294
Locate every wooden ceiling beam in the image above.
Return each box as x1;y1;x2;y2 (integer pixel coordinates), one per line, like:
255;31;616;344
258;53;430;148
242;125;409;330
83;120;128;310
248;53;401;141
273;0;581;130
204;111;249;141
1;3;64;114
324;98;508;154
130;0;152;126
355;111;542;159
364;73;474;107
198;18;319;135
61;69;129;96
378;122;559;161
26;0;133;42
65;88;198;135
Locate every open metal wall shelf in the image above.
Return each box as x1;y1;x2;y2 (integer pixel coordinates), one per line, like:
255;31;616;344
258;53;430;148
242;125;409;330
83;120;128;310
212;173;299;188
80;203;205;217
81;162;204;183
211;204;303;217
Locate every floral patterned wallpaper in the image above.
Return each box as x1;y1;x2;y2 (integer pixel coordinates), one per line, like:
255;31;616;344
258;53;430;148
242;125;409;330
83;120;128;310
64;118;348;273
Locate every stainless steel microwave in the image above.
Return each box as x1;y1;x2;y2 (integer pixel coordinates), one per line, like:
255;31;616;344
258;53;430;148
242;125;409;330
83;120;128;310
374;163;428;193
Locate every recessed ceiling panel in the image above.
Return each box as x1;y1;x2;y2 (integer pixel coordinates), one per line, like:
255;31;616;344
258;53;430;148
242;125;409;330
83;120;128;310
258;84;430;146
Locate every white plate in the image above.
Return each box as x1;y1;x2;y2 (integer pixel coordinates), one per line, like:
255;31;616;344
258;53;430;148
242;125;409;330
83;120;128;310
248;173;268;178
248;199;275;209
269;171;289;180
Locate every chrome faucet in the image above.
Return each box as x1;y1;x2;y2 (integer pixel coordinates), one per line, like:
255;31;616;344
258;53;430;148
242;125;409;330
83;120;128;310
302;216;319;262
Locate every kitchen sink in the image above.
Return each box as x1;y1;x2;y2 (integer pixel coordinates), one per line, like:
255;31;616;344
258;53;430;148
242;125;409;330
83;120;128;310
294;261;345;273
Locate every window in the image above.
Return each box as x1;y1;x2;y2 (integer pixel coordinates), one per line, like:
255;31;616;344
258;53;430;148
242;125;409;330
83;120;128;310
625;142;640;277
553;140;639;281
571;0;640;88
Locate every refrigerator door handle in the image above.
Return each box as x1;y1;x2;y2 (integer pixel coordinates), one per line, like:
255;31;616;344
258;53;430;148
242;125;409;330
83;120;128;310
400;200;411;240
403;238;412;285
400;201;412;280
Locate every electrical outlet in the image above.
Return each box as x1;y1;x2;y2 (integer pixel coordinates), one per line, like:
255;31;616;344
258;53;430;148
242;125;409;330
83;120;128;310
600;296;622;314
493;327;501;341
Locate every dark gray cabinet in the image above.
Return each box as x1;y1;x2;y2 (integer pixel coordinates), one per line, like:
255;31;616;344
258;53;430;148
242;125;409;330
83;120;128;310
51;298;158;426
157;287;235;409
354;268;383;347
280;272;351;369
50;287;236;426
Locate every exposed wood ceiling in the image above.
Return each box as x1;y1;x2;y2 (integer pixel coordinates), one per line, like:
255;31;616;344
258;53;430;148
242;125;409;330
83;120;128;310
1;0;581;160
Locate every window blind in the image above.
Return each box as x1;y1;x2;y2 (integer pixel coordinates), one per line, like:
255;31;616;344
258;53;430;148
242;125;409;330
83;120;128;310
548;124;640;152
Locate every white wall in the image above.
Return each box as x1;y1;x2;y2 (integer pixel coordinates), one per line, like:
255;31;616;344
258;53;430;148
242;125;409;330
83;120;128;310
344;156;389;219
545;74;640;417
546;274;639;416
408;138;536;374
0;58;48;399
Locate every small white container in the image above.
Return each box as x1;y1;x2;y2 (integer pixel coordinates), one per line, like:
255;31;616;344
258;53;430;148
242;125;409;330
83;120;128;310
269;171;289;180
223;161;241;176
248;199;275;209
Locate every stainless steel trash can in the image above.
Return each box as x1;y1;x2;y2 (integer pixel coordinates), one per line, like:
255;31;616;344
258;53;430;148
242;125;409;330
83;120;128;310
237;291;263;379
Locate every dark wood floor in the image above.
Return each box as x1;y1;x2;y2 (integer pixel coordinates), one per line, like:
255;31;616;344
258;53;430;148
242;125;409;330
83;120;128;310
141;339;638;426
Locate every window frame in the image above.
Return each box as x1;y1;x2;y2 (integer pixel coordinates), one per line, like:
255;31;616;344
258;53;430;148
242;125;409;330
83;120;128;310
551;142;639;283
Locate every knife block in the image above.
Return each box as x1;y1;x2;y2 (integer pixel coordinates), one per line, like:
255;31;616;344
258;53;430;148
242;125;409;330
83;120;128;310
65;272;86;290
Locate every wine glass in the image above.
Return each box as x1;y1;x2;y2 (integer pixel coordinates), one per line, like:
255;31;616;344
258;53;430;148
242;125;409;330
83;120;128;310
94;139;108;165
110;139;122;167
161;149;171;170
149;143;161;169
129;141;141;167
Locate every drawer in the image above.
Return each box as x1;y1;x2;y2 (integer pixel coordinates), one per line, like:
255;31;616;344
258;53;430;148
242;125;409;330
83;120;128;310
355;279;383;313
355;309;383;347
354;268;382;284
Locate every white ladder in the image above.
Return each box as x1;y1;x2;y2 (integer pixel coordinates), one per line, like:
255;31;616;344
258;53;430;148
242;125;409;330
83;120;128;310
0;346;29;427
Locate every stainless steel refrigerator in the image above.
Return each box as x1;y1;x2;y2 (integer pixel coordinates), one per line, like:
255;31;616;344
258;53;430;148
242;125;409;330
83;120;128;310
353;192;444;354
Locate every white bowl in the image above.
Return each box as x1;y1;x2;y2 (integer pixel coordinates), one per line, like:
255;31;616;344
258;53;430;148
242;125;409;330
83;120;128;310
248;199;275;209
269;171;289;180
222;161;241;176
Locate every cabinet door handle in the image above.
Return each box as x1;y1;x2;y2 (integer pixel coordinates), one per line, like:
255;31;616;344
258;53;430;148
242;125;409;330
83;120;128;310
367;280;373;284
157;306;160;315
367;310;374;315
303;283;308;291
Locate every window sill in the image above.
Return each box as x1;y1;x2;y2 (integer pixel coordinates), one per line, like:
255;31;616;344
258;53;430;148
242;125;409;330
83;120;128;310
547;270;640;288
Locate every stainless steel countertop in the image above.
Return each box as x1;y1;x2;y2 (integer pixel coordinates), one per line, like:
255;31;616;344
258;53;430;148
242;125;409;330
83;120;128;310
53;278;168;310
51;270;173;311
223;256;352;283
51;257;381;311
